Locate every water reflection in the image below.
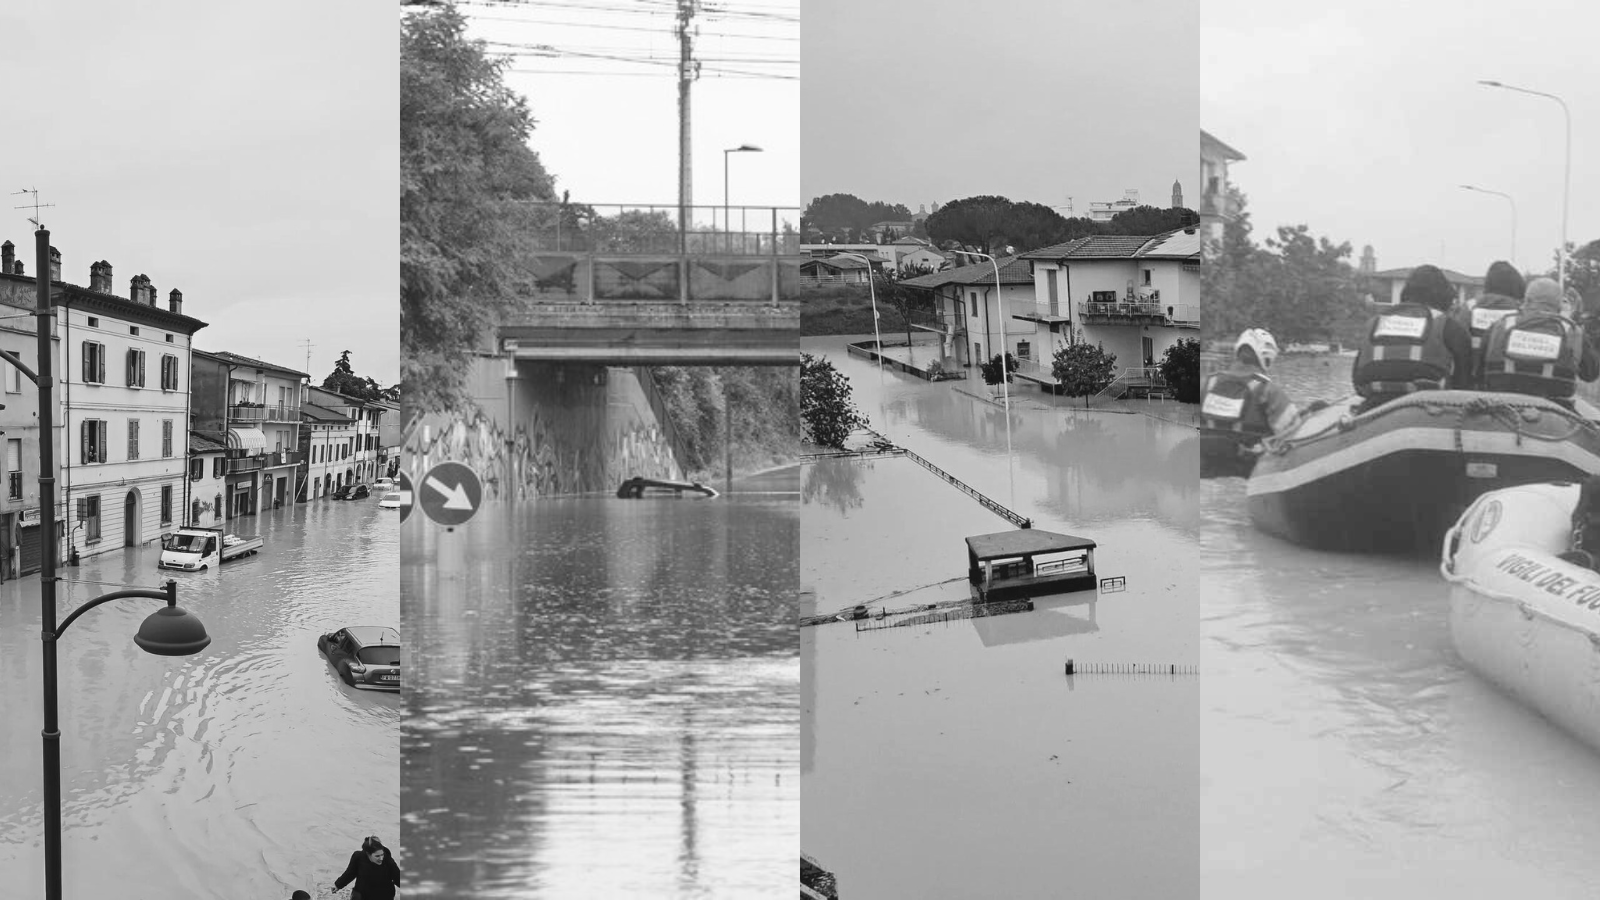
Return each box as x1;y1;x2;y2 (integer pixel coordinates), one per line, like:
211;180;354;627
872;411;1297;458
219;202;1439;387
801;456;866;515
1202;352;1600;896
403;496;797;899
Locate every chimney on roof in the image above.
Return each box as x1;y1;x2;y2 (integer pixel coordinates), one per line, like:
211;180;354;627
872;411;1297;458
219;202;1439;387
130;274;152;305
89;260;113;293
147;280;157;306
168;288;183;315
48;246;61;282
1;241;12;275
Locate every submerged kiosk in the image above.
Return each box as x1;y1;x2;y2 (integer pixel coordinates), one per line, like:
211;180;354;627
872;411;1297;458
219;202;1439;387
966;529;1097;602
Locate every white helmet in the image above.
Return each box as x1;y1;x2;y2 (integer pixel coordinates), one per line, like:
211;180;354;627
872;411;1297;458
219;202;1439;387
1235;328;1279;369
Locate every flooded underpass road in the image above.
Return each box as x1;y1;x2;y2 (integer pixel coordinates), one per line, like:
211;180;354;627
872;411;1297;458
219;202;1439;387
802;336;1200;898
0;497;400;897
1201;353;1600;898
401;487;798;899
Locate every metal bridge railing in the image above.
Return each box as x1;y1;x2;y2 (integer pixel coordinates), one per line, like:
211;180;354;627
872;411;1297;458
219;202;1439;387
510;201;800;256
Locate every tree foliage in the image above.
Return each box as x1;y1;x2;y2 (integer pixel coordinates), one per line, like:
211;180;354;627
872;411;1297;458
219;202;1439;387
401;7;556;413
322;350;385;401
925;195;1196;256
800;353;866;448
1203;187;1367;346
1052;342;1117;405
1105;204;1200;235
802;193;913;240
1158;338;1201;403
980;352;1019;386
875;275;931;348
650;366;798;477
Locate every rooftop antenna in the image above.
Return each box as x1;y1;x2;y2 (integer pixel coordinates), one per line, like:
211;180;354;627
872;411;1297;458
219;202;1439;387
12;188;54;230
300;338;315;376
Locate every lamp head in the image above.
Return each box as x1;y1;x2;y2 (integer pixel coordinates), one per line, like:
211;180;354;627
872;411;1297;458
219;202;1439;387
1479;79;1503;87
728;144;762;153
134;600;211;657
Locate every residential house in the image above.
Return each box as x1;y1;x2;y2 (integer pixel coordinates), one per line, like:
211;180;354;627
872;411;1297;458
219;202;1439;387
56;254;205;560
864;221;914;243
298;397;357;499
901;256;1038;370
186;432;227;526
305;387;381;485
895;244;949;275
0;239;61;577
1020;229;1202;377
191;350;306;521
375;399;401;480
1201;130;1246;243
799;255;873;286
1367;265;1484;308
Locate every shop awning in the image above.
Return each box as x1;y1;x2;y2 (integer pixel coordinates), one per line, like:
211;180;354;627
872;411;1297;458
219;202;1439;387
226;427;269;453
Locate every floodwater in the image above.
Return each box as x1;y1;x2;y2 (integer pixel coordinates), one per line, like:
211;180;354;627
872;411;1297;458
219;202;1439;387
0;498;400;897
401;487;798;898
802;336;1199;898
1201;352;1600;898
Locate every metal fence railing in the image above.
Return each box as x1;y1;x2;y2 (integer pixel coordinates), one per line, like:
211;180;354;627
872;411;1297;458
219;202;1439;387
511;202;800;256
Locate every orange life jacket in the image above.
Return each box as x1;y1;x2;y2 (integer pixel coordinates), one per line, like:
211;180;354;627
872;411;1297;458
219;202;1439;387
1352;304;1452;397
1481;312;1584;398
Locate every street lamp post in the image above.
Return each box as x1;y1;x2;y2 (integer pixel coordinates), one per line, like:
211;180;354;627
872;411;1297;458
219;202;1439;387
723;145;762;254
1459;184;1517;265
967;250;1016;510
834;251;887;434
1479;80;1570;291
21;228;212;900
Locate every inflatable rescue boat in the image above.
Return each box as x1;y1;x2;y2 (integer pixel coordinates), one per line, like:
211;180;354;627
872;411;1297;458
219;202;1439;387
1440;483;1600;753
1246;390;1600;553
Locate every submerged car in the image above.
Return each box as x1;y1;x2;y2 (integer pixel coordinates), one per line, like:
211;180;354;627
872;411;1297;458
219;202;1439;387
332;483;370;501
317;626;400;691
377;491;403;509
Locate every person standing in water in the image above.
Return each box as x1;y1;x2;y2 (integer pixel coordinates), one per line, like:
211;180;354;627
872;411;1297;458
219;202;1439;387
332;835;402;900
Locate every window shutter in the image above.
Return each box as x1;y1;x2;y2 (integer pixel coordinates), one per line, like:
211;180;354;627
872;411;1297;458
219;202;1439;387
81;344;90;383
139;351;146;386
80;420;88;463
125;349;133;386
97;349;104;384
98;422;106;463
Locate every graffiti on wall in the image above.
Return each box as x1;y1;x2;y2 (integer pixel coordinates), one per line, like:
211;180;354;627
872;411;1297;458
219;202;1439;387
405;396;682;499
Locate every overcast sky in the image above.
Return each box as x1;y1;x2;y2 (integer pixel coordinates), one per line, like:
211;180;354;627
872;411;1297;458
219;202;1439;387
1204;0;1600;279
0;3;397;386
460;0;798;222
803;0;1199;215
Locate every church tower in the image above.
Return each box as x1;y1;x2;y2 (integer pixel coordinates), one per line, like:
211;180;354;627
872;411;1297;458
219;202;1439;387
1171;179;1183;209
1360;244;1376;274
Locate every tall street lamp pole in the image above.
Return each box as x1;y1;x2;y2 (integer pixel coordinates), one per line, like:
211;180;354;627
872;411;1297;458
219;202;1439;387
1479;80;1570;292
1459;184;1517;266
20;228;212;900
723;145;762;254
967;250;1016;511
835;251;887;436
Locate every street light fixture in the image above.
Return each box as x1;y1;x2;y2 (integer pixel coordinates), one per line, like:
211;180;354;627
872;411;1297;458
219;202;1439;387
19;229;212;900
833;251;887;436
1458;184;1517;266
723;144;762;254
1478;80;1570;291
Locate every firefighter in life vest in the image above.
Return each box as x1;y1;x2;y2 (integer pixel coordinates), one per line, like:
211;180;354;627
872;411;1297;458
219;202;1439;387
1480;276;1600;402
1199;329;1300;477
1351;264;1473;409
1450;260;1524;387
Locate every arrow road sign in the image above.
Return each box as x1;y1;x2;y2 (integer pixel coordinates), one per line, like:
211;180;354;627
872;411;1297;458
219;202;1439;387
420;461;483;527
397;471;414;523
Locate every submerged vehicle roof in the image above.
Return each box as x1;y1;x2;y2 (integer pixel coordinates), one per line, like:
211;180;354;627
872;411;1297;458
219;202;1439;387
340;625;400;646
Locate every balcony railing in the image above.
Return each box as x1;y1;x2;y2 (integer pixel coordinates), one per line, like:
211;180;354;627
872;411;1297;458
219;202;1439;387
225;456;264;475
1079;299;1181;325
229;405;298;423
259;449;300;468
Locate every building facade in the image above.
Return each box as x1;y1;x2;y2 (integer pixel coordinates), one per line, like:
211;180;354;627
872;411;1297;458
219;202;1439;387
298;399;357;500
903;256;1039;370
56;257;206;560
0;240;62;577
1021;230;1202;375
1201;130;1246;243
186;432;227;527
191;350;306;521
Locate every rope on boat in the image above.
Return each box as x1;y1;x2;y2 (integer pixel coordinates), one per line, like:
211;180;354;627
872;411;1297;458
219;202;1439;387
1263;393;1598;456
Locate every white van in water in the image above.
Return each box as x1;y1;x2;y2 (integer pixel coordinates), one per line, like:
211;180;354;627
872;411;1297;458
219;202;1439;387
158;527;263;571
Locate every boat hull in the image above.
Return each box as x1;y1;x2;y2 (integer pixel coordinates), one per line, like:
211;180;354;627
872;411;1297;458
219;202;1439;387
1246;391;1600;553
1441;485;1600;753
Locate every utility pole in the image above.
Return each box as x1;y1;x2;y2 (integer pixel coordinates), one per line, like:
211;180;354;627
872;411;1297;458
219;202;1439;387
676;0;698;256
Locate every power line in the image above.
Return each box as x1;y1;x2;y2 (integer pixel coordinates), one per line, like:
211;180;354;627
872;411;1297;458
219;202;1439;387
465;11;798;40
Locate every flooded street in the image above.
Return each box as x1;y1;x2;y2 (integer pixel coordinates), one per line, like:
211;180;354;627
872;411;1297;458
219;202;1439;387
1201;353;1600;898
401;489;798;898
0;498;400;897
802;336;1199;898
